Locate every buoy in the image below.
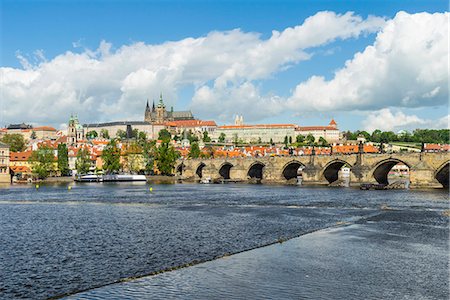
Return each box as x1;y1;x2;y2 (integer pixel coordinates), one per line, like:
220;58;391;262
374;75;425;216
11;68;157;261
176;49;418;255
68;186;72;191
35;184;39;189
149;187;153;192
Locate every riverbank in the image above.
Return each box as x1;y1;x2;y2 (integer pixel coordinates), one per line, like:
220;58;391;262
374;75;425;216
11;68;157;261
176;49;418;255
65;208;449;299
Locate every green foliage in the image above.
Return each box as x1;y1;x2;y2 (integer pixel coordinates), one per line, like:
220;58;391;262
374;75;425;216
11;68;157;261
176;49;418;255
102;139;121;173
318;137;329;147
189;142;201;158
184;130;199;143
257;137;262;144
218;132;226;143
57;143;70;176
296;134;305;143
202;131;211;142
1;134;26;152
76;148;91;174
29;146;55;179
86;130;98;139
155;142;180;175
116;129;127;139
142;140;156;174
30;131;37;139
138;131;147;141
100;129;110;139
343;129;449;144
158;129;172;143
233;133;239;145
306;134;315;145
283;136;289;147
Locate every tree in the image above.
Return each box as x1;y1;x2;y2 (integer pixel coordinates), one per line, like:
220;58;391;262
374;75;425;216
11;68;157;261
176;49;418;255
29;146;55;179
155;142;180;175
138;131;147;141
270;138;273;145
30;131;37;139
86;130;98;139
371;129;382;143
257;137;262;144
57;143;70;176
158;129;172;143
233;133;239;145
186;130;199;143
76;148;91;174
1;134;26;152
100;129;110;139
306;134;315;145
132;128;139;139
296;134;305;143
289;136;292;144
202;131;211;142
318;137;329;147
218;132;226;143
116;129;127;139
142;140;156;174
102;139;121;173
284;136;289;147
189;142;201;158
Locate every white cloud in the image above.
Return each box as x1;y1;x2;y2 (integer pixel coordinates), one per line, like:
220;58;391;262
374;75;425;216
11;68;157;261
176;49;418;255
363;108;449;132
287;11;448;112
0;11;384;127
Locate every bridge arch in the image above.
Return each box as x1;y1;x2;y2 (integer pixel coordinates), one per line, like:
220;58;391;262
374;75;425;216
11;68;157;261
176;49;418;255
219;162;233;180
372;158;411;185
176;163;185;175
247;161;265;180
282;160;306;181
435;161;449;188
195;162;206;179
321;159;351;184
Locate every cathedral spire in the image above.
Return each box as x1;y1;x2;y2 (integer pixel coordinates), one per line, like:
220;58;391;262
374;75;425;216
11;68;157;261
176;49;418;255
152;100;156;112
146;99;150;110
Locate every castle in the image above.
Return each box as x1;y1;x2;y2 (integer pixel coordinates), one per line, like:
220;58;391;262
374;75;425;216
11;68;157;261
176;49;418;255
80;94;195;140
144;93;194;124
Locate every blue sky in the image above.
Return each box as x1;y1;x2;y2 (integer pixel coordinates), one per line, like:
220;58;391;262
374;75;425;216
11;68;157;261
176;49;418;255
1;0;448;131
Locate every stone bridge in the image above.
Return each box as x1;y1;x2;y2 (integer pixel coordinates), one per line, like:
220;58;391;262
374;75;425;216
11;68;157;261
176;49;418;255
176;152;450;188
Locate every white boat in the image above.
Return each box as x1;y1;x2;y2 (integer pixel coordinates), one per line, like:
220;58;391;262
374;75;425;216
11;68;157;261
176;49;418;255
102;174;147;182
75;174;103;182
75;174;146;182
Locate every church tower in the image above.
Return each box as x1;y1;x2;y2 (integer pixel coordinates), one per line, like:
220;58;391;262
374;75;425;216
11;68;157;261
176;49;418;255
144;99;152;123
156;93;166;124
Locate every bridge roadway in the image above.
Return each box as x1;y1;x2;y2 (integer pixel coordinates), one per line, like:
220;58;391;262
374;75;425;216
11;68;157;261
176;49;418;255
176;152;450;188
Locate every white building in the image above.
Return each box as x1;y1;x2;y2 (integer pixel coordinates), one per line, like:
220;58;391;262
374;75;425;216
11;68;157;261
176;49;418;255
295;119;340;143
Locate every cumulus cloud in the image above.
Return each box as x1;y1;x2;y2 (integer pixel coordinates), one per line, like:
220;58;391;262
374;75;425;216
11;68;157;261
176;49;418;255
0;11;384;127
363;108;449;132
286;11;448;112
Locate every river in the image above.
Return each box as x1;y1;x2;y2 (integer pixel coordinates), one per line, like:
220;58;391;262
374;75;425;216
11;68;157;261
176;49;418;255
0;182;448;299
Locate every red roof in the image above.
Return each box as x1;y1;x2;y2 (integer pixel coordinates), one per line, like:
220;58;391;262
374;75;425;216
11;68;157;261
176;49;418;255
329;119;337;126
219;124;296;129
10;166;31;173
296;126;337;131
34;126;56;131
10;151;33;161
166;120;217;127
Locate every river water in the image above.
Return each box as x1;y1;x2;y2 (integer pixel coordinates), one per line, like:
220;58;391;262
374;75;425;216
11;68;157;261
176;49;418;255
0;182;448;299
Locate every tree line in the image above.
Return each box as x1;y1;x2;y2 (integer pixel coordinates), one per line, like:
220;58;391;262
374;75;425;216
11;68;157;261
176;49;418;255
342;129;449;144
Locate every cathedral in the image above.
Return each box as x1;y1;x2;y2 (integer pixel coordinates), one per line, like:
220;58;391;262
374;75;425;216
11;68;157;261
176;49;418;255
144;93;194;124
